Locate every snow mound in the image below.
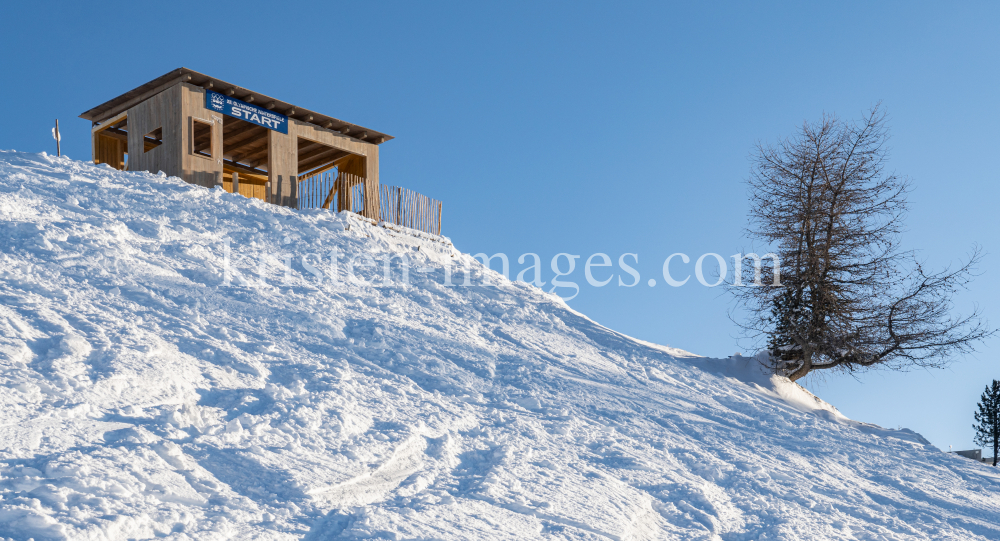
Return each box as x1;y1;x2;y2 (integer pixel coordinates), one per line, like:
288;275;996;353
0;150;998;540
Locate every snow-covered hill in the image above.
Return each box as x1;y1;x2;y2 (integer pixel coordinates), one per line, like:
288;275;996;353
0;150;998;540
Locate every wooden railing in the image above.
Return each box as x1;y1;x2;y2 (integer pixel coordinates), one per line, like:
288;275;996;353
297;172;442;235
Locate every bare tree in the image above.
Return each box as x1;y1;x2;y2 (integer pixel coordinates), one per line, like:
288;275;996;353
730;105;992;382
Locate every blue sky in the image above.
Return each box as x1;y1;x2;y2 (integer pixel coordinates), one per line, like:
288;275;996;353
2;1;998;452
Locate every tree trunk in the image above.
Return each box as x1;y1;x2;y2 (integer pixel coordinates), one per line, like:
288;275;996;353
786;349;812;382
994;437;998;467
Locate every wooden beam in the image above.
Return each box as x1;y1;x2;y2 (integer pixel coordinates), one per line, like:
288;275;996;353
227;142;266;161
193;123;212;150
193;131;212;146
322;186;338;210
334;154;360;169
94;127;160;154
229;138;268;160
297;142;344;162
92;111;128;134
238;144;271;165
222;121;264;141
235;153;269;170
91;74;192;124
299;147;343;167
299;158;341;177
298;157;338;176
297;141;327;156
298;148;348;172
226;131;269;157
223;159;268;179
143;138;162;152
300;159;340;179
97;127;128;143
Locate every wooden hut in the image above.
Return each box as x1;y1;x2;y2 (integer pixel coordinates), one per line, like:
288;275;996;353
79;68;391;219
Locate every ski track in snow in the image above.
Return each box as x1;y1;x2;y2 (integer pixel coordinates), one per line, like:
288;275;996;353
0;150;997;540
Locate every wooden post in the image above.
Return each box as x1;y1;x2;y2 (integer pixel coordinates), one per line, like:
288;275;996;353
265;181;271;204
438;202;442;235
342;174;349;213
232;172;239;196
54;120;61;157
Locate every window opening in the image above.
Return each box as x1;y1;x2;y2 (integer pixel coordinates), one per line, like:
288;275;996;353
143;127;163;153
193;120;212;158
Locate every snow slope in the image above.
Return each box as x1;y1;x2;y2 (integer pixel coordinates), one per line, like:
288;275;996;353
0;150;998;540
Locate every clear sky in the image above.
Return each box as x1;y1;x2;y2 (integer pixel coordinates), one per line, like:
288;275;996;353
2;1;998;453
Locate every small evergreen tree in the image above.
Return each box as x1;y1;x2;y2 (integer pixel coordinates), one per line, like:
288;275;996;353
973;380;1000;467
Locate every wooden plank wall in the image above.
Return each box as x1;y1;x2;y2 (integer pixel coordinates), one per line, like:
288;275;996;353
222;172;268;200
268;129;296;207
125;84;182;178
93;134;125;170
179;83;224;188
363;144;379;220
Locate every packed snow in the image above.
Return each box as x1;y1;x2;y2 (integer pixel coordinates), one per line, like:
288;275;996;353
0;150;998;540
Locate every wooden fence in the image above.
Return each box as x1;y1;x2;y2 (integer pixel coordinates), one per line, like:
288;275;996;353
296;171;337;210
297;172;442;235
379;185;442;235
297;171;366;214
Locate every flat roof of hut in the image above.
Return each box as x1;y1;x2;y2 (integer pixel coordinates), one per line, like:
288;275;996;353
80;67;390;218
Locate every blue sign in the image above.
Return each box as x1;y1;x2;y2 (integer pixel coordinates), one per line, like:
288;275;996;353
205;90;288;134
